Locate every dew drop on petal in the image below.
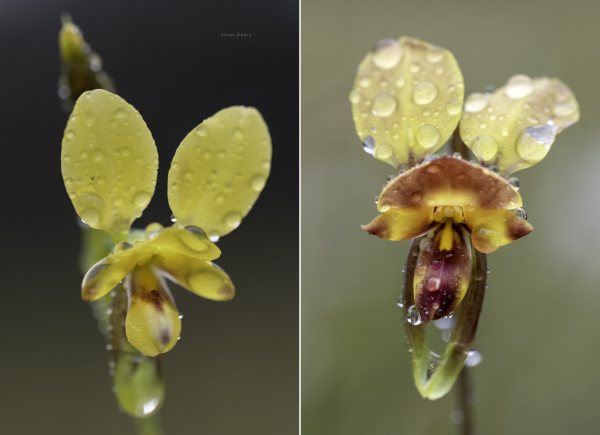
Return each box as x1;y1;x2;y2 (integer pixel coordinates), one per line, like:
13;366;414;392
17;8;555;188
406;305;422;325
224;211;242;229
375;144;393;159
412;81;438;105
349;90;361;104
515;207;527;220
465;350;483;367
380;201;391;212
553;101;576;117
516;125;558;164
396;75;406;88
372;93;397;117
362;135;375;155
250;174;267;192
471;135;498;161
426;46;445;63
195;125;207;137
464;93;489;113
134;191;151;208
416;125;440;149
505;74;534;99
372;39;403;69
208;230;220;242
446;99;461;115
508;177;520;190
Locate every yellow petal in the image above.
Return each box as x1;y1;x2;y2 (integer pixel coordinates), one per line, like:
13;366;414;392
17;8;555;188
378;156;522;210
158;252;235;301
82;255;137;301
362;207;436;241
125;267;181;356
168;106;271;240
413;223;472;322
350;37;464;168
463;206;533;253
147;226;221;261
460;76;579;176
61;90;158;243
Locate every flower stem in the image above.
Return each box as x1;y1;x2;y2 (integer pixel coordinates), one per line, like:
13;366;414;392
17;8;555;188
457;367;473;435
134;414;164;435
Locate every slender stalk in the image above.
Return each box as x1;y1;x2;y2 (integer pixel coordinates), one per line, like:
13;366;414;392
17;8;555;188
457;367;472;435
134;414;164;435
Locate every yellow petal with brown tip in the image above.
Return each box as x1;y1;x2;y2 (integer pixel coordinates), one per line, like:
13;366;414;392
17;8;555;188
362;207;436;241
463;206;533;253
378;157;522;210
61;90;158;243
460;76;579;176
168;106;271;240
82;255;138;301
125;267;181;356
158;252;235;301
350;37;464;167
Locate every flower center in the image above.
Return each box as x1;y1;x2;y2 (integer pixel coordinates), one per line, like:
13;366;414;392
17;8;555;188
433;206;465;224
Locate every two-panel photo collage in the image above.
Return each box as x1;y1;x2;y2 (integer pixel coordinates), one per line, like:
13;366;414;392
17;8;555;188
2;0;598;434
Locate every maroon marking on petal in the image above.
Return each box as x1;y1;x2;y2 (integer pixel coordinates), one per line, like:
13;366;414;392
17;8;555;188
147;289;164;314
159;329;171;346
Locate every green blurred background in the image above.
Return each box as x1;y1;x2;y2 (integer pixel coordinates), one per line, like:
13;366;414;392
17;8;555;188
0;1;298;434
302;0;600;434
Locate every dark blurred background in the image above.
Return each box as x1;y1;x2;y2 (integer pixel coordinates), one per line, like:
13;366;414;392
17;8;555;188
302;0;600;434
0;1;298;434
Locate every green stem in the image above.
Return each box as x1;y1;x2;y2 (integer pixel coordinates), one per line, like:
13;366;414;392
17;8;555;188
457;367;473;435
134;414;164;435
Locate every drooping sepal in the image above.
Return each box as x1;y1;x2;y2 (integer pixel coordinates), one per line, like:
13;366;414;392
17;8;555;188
362;207;435;241
463;206;533;253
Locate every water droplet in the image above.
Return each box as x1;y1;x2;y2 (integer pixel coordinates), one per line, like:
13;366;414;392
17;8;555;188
170;214;177;223
465;350;483;367
505;74;534;99
412;81;438;105
375;144;393;159
397;295;404;308
372;93;397;117
185;225;209;241
65;130;75;139
446;99;461;115
553;101;576;117
452;152;462;159
82;258;110;288
74;192;106;227
471;135;498;161
145;222;164;239
423;154;440;163
380;201;391;212
362;135;375;155
516;125;558;164
372;38;403;69
489;165;499;173
208;230;220;242
349;90;361;104
195;125;207;137
464;93;489;113
406;305;422;325
501;126;509;136
134;191;151;208
396;75;406;88
224;211;242;229
426;46;445;63
409;62;421;73
508;177;520;190
115;108;125;118
251;174;267;192
416;125;440;149
434;66;444;75
515;207;527;220
358;76;371;87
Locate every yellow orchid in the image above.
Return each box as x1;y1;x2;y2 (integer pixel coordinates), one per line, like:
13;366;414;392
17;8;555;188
350;37;579;399
62;89;271;356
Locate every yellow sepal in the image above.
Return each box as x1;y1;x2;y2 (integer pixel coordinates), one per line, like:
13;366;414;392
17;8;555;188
61;90;158;243
463;206;533;253
350;37;464;167
460;76;579;176
168;106;271;240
